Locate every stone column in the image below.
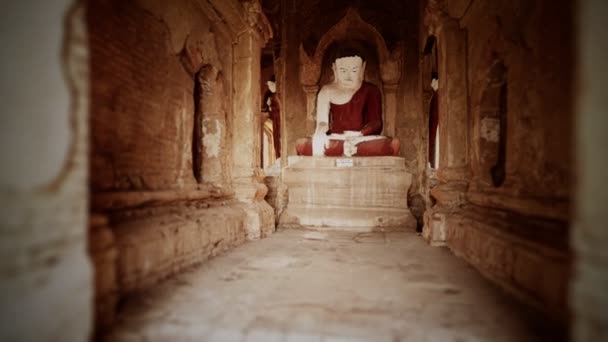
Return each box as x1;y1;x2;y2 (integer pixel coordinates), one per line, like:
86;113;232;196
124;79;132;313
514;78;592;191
379;46;402;138
231;0;275;239
422;12;469;245
0;1;92;340
382;83;399;137
436;20;468;184
572;1;608;340
303;84;319;135
199;65;228;186
232;29;261;188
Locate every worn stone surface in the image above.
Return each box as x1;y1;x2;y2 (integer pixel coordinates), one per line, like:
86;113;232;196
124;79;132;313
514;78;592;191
229;10;276;240
103;229;562;341
108;202;248;295
280;157;416;230
263;175;280;215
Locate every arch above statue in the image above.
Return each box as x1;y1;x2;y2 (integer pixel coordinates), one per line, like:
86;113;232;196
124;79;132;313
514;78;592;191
299;7;403;87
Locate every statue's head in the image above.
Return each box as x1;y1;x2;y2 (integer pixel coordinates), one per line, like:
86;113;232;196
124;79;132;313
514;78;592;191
266;80;276;93
266;75;276;93
332;47;366;90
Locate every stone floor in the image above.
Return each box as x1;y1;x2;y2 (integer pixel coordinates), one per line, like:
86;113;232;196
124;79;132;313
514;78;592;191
104;229;564;342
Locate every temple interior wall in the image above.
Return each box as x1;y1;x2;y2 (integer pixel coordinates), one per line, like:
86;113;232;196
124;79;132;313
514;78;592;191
86;0;273;331
421;0;574;323
456;0;573;210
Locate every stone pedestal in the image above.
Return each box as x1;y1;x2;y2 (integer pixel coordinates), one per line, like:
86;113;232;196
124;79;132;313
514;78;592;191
279;156;416;230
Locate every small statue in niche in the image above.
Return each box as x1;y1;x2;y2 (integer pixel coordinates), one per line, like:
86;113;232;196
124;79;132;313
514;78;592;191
262;76;281;159
296;46;400;157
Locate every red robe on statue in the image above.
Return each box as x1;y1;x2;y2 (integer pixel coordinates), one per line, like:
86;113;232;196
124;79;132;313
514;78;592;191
269;94;281;159
296;82;399;156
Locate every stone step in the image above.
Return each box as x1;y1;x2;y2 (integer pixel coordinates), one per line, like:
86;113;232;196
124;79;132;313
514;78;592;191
280;205;416;230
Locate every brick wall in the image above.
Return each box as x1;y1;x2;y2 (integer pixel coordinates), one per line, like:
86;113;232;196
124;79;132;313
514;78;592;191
87;0;253;333
89;0;197;191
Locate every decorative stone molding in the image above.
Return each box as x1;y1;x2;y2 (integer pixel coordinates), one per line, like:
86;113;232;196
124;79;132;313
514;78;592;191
424;0;448;33
179;33;222;76
242;0;273;44
200;0;272;45
424;0;462;40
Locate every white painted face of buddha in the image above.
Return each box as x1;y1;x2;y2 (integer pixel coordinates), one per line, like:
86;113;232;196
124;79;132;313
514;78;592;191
333;56;366;90
267;80;276;93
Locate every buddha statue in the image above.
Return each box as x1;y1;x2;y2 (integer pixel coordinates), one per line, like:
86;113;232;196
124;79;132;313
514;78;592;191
263;76;281;159
296;47;400;157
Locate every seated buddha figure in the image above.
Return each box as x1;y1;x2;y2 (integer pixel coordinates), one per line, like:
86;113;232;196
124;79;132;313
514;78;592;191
296;47;400;157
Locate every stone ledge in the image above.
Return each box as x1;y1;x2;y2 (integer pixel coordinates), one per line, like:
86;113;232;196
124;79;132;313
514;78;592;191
445;204;570;323
110;204;247;295
467;190;569;221
92;185;234;211
280;206;417;231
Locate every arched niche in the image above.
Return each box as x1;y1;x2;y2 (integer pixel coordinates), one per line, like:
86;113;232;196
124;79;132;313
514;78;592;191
298;7;403;136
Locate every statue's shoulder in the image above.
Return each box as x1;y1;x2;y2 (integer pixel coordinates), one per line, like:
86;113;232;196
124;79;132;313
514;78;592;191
320;82;338;92
318;83;338;98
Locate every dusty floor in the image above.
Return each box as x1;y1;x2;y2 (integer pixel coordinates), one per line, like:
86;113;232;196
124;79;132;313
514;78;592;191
104;229;563;341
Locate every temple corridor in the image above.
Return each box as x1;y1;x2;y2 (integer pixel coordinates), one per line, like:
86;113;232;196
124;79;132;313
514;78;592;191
1;0;608;341
105;229;559;341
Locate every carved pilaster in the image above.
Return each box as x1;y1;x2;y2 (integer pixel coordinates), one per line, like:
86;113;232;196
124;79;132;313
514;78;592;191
303;85;319;135
299;45;321;87
422;0;470;246
380;43;403;86
382;83;398;137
